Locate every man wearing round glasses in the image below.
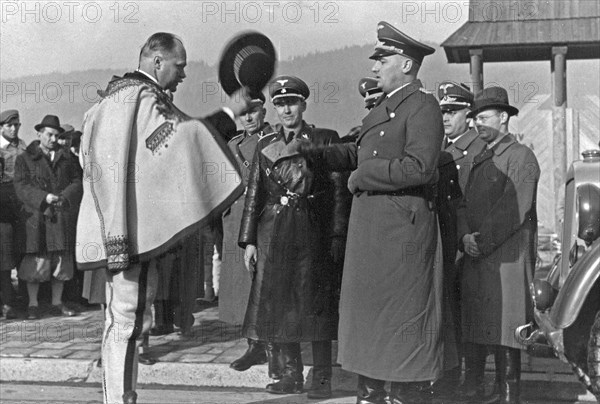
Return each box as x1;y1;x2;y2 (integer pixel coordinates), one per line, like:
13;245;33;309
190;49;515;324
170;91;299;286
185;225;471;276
457;86;540;404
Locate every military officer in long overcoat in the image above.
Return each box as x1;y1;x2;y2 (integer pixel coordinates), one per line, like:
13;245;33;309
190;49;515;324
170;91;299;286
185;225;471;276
303;22;445;404
239;76;349;399
457;86;540;404
433;82;486;397
220;92;279;375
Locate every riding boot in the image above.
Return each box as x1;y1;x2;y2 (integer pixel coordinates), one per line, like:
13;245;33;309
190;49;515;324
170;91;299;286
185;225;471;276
265;342;304;394
230;339;267;371
356;374;387;404
456;342;488;401
307;340;332;399
485;346;522;404
266;342;282;379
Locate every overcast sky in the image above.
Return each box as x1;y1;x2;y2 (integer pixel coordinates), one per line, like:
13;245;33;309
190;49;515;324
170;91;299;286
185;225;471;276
1;0;471;78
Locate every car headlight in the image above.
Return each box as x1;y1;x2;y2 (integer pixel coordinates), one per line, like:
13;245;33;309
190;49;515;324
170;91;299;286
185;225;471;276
530;279;557;311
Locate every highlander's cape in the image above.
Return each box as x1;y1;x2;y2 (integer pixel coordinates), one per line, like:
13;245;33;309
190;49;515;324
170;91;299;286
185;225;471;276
76;76;243;271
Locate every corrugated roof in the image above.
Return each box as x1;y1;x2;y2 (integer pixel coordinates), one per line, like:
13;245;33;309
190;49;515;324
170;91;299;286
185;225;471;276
442;17;600;62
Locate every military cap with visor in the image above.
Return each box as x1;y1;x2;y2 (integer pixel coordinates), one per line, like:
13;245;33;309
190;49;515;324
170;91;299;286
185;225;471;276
269;75;310;102
438;81;474;112
369;21;435;65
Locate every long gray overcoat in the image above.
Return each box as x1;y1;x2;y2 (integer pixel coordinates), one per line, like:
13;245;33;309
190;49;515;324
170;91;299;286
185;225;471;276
457;134;540;349
322;79;445;382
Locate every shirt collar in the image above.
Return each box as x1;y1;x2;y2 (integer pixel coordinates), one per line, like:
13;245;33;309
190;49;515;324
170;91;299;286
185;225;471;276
387;82;411;98
0;135;25;150
135;69;160;86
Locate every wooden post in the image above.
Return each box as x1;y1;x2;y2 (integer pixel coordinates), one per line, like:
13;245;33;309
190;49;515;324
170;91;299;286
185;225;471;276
469;49;483;94
552;46;568;233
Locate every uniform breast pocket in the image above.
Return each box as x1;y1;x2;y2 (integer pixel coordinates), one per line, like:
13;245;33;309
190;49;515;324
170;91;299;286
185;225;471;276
386;195;416;227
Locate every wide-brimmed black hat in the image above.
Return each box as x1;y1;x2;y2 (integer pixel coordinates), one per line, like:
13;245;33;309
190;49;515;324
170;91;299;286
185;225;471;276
468;86;519;118
34;115;64;133
219;31;276;97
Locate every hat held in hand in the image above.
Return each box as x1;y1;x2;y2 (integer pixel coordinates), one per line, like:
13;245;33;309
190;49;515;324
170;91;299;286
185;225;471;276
219;31;276;97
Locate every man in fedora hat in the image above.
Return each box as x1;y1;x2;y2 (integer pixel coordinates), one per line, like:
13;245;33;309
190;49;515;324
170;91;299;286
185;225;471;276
432;81;486;399
76;32;252;404
13;115;82;321
299;21;444;404
0;109;27;320
239;75;349;399
457;86;539;404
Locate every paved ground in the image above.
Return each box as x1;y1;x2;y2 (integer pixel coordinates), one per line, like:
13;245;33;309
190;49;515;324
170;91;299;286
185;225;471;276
0;302;598;403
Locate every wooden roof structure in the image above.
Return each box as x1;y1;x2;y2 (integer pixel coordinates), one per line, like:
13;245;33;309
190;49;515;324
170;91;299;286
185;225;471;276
442;0;600;63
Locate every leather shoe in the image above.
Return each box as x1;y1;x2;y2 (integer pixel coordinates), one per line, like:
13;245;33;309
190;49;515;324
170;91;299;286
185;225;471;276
49;304;76;317
230;340;267;371
265;377;304;394
27;306;40;320
2;305;18;320
138;353;156;365
150;325;174;336
307;377;332;399
122;390;137;404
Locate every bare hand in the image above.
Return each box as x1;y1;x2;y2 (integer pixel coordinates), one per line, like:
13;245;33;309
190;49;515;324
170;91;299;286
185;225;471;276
463;232;482;257
45;193;59;204
244;244;258;274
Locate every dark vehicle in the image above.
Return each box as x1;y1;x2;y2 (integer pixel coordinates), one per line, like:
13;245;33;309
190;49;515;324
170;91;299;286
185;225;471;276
516;149;600;402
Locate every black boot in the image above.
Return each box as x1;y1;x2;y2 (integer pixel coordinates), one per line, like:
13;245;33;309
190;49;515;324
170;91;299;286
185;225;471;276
150;300;174;336
307;340;332;399
122;390;137;404
265;343;304;394
356;374;387;404
485;346;522;404
230;339;267;371
266;342;282;379
390;381;433;404
455;342;488;401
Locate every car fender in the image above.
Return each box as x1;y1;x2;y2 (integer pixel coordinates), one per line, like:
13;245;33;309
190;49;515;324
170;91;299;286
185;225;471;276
551;238;600;329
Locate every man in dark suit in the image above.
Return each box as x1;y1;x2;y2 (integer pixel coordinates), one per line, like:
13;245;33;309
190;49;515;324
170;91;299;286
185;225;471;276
433;81;486;399
76;32;249;404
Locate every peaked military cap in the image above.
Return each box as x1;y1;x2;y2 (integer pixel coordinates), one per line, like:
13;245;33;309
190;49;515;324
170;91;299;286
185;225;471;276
358;77;383;110
369;21;435;64
269;75;310;101
467;86;519;118
438;81;474;112
0;109;19;125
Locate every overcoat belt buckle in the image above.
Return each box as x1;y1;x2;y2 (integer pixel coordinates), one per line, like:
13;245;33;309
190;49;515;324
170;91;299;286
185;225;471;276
280;195;289;206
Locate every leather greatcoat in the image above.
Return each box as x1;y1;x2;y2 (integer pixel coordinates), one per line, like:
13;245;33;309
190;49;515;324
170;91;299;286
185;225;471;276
238;123;348;343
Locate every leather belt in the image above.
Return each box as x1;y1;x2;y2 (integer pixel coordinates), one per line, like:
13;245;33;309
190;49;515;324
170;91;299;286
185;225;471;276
366;185;434;199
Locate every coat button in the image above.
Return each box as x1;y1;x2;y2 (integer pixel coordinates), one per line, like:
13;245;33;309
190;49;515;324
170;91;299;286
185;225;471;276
456;164;460;170
450;179;454;184
379;131;385;137
389;112;395;118
373;150;378;156
358;145;361;149
463;150;468;155
447;195;452;200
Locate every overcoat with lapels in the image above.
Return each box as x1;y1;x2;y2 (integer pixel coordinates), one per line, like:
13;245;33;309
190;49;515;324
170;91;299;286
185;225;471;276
219;122;275;325
321;79;445;381
238;122;348;343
